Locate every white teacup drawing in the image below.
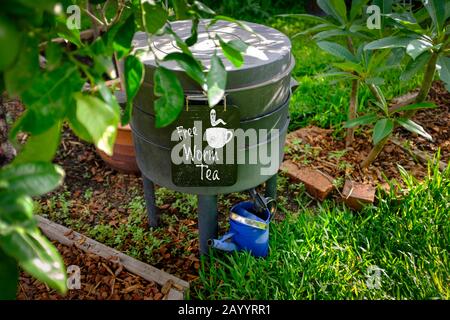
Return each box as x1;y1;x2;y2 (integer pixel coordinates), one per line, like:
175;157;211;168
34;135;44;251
205;127;233;149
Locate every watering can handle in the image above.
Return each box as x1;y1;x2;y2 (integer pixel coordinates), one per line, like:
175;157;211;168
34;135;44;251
248;189;276;221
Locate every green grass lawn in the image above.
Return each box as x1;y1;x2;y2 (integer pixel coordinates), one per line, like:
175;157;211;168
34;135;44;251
195;161;449;299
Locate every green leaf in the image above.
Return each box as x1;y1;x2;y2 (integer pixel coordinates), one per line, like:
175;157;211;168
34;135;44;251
13;122;61;165
218;37;247;68
113;13;136;59
164;52;205;87
153;67;184;128
313;29;365;41
185;18;199;47
350;0;370;21
45;42;62;71
4;36;39;96
173;0;190;20
400;51;431;81
56;21;82;47
70;94;119;155
364;36;415;50
332;61;364;74
142;2;168;34
317;0;347;25
123;55;145;125
207;54;227;107
316;71;359;81
0;193;34;225
391;102;437;114
277;13;331;25
0;229;67;294
365;77;385;85
437;56;450;92
396;118;433;141
317;41;358;62
0;162;64;197
372;118;394;145
423;0;446;32
12;65;83;136
344;114;378;128
0;249;18;300
165;27;193;56
291;23;334;38
406;39;433;60
193;1;215;15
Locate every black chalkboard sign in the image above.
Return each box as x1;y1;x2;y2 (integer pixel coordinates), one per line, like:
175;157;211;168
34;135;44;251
171;101;239;187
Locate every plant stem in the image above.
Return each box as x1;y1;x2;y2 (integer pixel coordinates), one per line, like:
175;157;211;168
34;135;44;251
345;36;357;147
346;79;359;147
408;51;439;113
361;136;389;168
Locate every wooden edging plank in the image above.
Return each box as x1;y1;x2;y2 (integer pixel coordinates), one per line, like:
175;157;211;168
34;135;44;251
36;216;189;299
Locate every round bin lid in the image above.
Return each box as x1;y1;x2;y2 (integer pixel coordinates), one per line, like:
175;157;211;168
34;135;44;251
132;19;293;90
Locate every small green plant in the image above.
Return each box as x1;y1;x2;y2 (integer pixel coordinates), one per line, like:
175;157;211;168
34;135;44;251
281;0;378;146
344;91;437;167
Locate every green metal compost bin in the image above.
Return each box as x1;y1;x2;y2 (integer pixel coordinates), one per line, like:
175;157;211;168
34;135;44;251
130;19;296;254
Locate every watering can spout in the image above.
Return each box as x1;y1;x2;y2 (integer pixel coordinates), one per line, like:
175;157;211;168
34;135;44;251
208;233;238;252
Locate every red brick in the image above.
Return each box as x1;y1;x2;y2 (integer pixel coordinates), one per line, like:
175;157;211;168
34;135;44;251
280;160;334;201
342;180;375;210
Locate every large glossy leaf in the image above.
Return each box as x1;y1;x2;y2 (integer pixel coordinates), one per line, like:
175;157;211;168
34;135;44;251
391;102;437;114
317;0;347;25
364;36;415;50
0;229;67;294
400;51;431;81
163;52;205;87
317;41;358;62
423;0;446;32
396;118;433;141
0;162;64;197
372;118;394;145
0;192;33;225
0;249;18;300
13;122;61;165
219;38;248;68
122;55;145;125
437;56;450;92
142;2;168;34
70;94;119;156
207;54;227;107
4;36;39;96
153;67;184;128
344;114;378;128
406;39;433;60
13;65;84;136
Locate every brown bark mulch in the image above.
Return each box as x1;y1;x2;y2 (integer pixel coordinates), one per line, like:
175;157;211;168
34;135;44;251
17;242;163;300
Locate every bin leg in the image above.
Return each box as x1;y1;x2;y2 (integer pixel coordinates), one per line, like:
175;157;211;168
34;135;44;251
265;174;277;200
142;176;159;227
198;195;218;255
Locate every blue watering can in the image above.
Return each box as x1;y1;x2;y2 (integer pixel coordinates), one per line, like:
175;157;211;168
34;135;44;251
209;190;275;257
